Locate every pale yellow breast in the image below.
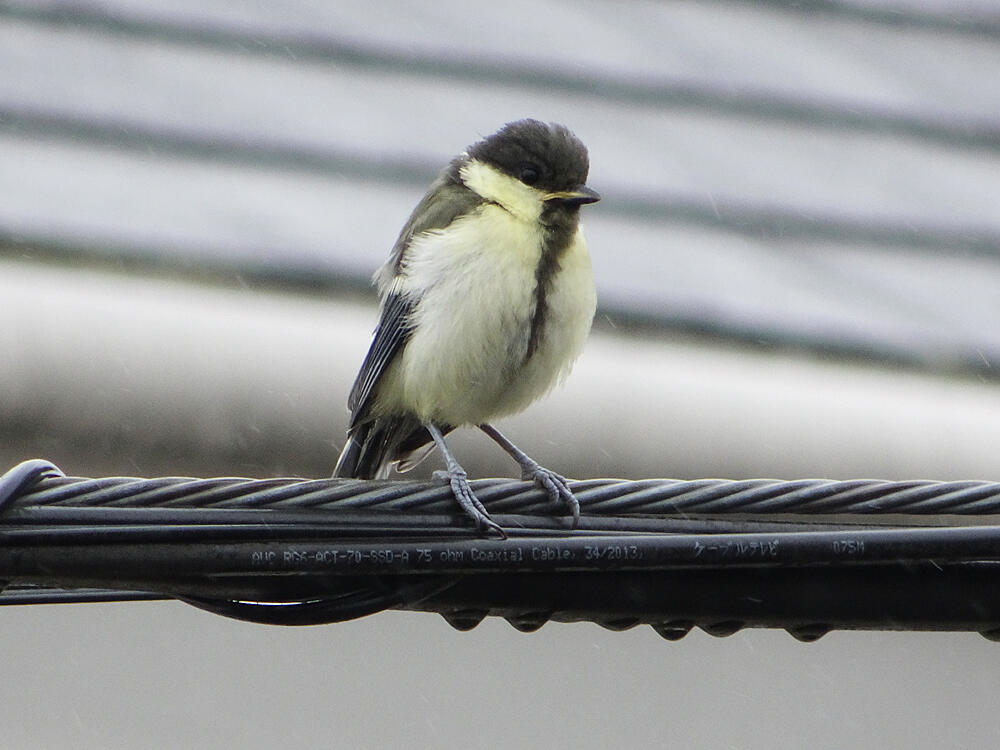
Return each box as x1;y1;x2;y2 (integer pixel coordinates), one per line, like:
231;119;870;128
375;205;595;426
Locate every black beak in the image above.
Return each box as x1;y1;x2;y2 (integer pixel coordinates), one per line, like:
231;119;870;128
544;185;601;206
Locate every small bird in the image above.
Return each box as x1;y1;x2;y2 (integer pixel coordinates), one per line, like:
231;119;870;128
334;119;599;537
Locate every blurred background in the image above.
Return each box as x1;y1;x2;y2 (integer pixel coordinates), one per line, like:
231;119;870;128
2;0;1000;747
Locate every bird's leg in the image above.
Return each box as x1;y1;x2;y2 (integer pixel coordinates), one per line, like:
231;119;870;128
426;423;506;539
478;423;580;527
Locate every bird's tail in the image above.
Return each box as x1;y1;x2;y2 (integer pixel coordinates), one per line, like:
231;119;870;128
333;415;436;480
332;431;366;478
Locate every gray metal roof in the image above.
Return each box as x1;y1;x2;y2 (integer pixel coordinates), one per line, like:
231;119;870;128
2;0;999;373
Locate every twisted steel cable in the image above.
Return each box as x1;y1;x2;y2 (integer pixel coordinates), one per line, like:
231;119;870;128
0;457;994;516
10;463;1000;517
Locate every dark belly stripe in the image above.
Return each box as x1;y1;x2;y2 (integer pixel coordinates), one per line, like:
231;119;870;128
526;207;580;360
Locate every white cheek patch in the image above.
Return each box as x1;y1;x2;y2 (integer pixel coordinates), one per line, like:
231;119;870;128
459;159;543;223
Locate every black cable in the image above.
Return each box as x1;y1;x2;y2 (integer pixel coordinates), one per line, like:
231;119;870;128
178;576;458;626
0;585;167;606
0;459;64;512
5;460;1000;638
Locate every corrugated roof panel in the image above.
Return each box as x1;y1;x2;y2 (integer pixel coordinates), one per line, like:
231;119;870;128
1;0;997;375
10;0;998;120
2;18;997;230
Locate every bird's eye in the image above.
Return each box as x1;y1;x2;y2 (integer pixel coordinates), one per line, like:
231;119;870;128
519;166;540;185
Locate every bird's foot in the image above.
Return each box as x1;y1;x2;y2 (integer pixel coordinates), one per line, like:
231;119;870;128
432;468;507;539
520;461;581;528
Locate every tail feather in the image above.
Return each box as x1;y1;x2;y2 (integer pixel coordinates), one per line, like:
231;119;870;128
333;415;439;479
332;431;365;478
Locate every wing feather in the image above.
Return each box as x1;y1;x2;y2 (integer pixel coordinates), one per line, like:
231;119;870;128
346;291;414;426
347;162;483;428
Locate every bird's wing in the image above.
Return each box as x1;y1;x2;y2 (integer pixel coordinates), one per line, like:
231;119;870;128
348;166;483;427
376;163;483;291
346;290;413;426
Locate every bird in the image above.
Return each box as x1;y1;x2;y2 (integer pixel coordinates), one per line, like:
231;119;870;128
334;119;599;537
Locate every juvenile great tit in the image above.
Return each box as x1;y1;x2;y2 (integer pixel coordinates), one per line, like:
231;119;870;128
334;119;599;537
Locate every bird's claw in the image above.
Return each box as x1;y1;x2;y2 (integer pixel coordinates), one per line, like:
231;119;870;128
521;463;581;528
432;468;507;539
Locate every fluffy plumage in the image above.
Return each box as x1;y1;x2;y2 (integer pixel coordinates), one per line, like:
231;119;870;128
334;119;599;534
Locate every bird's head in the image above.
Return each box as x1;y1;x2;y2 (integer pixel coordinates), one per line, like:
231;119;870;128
458;119;600;223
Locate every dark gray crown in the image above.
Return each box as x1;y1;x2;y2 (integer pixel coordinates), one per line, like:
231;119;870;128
466;119;590;192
